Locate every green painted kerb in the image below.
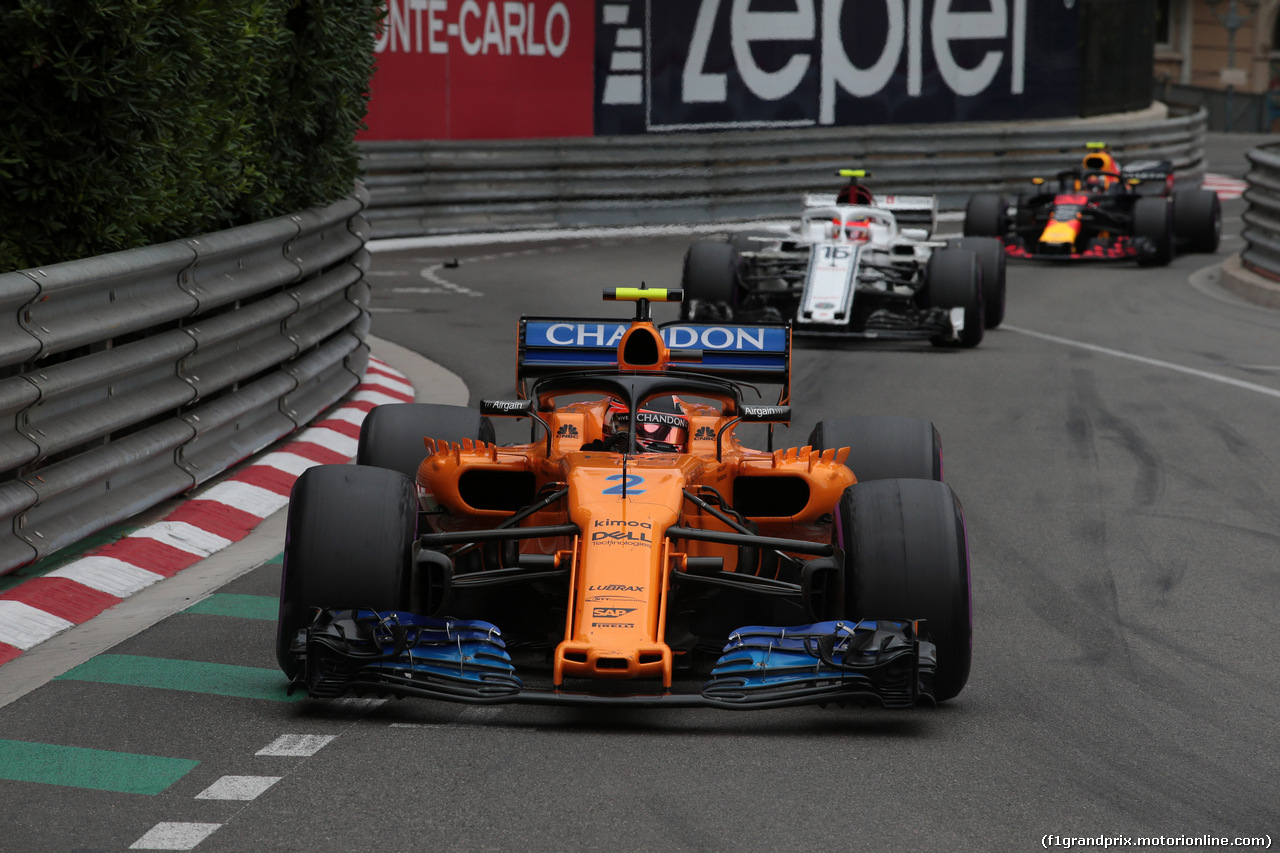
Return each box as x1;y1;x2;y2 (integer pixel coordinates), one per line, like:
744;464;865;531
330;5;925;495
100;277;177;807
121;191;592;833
0;739;197;794
184;593;278;621
56;655;301;702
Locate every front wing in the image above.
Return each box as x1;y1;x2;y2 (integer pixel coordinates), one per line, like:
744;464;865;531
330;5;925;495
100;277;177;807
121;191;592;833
289;610;938;710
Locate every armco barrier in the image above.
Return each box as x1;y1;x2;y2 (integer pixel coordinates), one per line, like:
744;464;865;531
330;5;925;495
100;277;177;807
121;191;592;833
0;186;372;576
1242;144;1280;282
359;106;1209;238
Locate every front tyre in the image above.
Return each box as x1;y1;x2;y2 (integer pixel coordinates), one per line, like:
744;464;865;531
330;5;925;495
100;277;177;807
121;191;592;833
947;236;1007;329
680;241;739;321
836;478;972;702
277;465;418;677
963;193;1007;238
924;249;984;348
1133;197;1174;267
1173;188;1221;254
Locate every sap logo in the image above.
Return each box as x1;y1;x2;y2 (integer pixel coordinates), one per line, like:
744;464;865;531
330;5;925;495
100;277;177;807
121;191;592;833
376;0;572;59
683;0;1028;123
592;530;652;543
592;607;637;619
556;423;580;438
589;584;644;592
594;520;652;528
695;426;716;441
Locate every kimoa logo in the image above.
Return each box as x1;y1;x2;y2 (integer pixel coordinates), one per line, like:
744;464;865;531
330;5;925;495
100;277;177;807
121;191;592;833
681;0;1029;123
594;520;652;528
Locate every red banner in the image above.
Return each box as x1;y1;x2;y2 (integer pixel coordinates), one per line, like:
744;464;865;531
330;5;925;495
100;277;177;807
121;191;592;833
362;0;595;141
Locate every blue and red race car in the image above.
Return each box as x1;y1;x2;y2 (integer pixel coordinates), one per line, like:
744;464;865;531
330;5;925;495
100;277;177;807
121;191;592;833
963;143;1221;266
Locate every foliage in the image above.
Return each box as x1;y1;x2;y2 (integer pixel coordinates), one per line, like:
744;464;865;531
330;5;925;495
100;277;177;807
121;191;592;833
0;0;382;272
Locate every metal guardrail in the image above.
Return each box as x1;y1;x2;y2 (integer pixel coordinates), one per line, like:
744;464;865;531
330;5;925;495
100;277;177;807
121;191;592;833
0;186;372;575
359;107;1209;238
1242;144;1280;282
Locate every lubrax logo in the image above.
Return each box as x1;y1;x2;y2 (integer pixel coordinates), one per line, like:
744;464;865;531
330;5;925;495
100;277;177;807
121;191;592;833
592;530;651;543
588;584;644;592
594;520;652;528
592;607;636;619
556;423;579;438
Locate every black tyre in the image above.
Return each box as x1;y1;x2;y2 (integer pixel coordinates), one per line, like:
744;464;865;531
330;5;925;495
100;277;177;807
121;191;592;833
277;465;418;676
836;478;972;702
1133;197;1174;267
947;236;1006;329
357;403;495;482
680;241;738;321
924;249;984;348
1173;188;1221;254
963;193;1007;238
808;416;942;482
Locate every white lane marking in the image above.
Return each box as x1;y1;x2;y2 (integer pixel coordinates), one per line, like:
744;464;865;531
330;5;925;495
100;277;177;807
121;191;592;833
47;557;164;598
256;734;337;757
196;481;291;519
1004;325;1280;401
129;822;221;850
0;601;74;649
129;522;233;557
195;775;282;801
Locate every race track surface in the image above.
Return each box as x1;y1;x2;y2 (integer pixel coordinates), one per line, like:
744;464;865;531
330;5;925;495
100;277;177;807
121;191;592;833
0;192;1276;851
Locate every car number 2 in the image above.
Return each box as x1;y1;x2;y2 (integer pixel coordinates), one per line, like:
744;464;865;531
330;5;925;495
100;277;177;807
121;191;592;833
603;474;646;496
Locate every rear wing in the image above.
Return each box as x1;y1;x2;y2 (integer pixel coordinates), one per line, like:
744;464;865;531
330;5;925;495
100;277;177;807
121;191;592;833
517;317;791;403
802;193;938;235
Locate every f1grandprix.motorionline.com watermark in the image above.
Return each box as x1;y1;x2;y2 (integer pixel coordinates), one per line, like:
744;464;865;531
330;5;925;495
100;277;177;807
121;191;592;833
1043;836;1271;849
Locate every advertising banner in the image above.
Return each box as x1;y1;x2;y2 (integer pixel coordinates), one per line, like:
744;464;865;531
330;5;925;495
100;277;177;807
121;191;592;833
596;0;1079;135
362;0;1079;141
362;0;595;140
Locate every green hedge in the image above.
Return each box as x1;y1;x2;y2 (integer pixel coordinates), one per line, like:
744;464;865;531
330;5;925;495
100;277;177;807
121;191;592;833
0;0;382;273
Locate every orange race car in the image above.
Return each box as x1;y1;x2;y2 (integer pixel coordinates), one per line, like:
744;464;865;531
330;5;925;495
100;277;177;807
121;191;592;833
276;287;972;709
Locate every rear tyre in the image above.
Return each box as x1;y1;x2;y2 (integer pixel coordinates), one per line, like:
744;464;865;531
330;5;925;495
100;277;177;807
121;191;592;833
924;249;984;348
808;416;942;482
1173;188;1221;254
963;194;1007;238
277;465;418;677
947;236;1006;329
836;478;972;702
1133;197;1174;267
680;241;739;321
357;403;495;482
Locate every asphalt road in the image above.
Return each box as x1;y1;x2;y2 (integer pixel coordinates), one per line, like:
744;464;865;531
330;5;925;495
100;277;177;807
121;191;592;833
0;180;1276;851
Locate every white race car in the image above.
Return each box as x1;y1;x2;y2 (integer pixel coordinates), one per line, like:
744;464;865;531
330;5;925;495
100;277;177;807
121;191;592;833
681;172;1006;348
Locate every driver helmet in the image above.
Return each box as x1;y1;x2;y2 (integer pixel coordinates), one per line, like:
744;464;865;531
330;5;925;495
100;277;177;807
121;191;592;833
603;396;689;453
1082;150;1118;190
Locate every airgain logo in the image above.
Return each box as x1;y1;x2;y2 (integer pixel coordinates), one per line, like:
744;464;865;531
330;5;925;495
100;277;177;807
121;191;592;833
556;424;579;438
695;426;716;441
